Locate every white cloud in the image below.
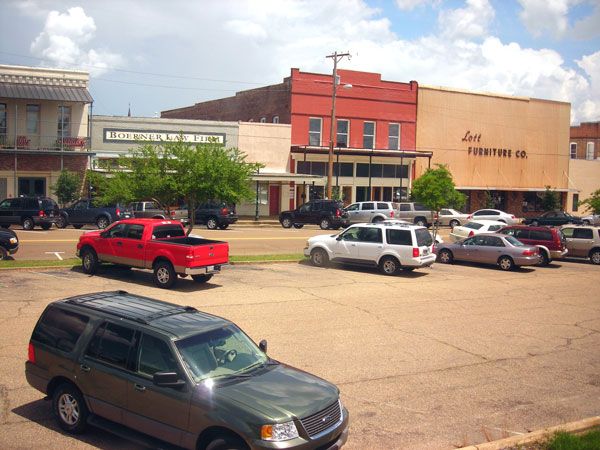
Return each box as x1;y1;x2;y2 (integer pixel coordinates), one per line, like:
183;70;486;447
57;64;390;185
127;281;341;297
517;0;571;38
575;50;600;120
395;0;440;10
30;6;123;76
438;0;495;40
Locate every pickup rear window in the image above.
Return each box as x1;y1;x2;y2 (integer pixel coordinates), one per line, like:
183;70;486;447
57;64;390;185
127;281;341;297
152;225;186;239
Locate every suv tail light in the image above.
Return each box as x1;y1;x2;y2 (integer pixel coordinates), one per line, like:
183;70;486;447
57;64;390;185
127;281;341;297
467;214;472;220
38;210;45;217
390;211;395;218
116;208;121;217
28;343;36;364
170;210;176;217
468;230;474;237
412;248;420;257
335;209;341;217
522;249;537;256
221;207;229;215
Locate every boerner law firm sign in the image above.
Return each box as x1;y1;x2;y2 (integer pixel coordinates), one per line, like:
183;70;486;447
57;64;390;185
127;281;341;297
103;129;226;145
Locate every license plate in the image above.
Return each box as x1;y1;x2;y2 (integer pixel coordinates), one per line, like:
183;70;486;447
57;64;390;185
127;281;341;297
49;212;54;217
206;265;214;272
422;248;429;255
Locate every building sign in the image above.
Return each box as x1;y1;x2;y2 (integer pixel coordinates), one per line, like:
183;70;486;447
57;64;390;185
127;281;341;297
462;131;527;159
103;128;226;145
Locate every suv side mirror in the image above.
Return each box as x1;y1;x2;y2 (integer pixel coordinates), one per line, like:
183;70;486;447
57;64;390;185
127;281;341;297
153;372;186;389
259;339;268;354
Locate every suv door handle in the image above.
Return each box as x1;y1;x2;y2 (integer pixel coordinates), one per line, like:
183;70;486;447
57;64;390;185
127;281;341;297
134;384;146;392
79;364;91;373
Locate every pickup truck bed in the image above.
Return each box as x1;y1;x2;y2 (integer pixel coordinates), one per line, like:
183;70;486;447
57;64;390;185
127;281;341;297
77;219;229;289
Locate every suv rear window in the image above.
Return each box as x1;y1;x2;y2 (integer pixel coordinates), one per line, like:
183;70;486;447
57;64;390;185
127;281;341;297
529;229;552;241
31;306;89;352
387;229;412;246
41;199;57;209
415;228;433;246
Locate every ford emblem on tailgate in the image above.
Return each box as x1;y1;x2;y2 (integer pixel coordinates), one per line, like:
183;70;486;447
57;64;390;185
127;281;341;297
209;253;214;257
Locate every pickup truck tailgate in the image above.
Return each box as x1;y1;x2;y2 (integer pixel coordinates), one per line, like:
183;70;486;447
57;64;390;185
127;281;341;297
190;241;229;266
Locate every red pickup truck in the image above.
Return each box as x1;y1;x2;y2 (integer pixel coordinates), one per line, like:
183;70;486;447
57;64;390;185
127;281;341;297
76;218;228;289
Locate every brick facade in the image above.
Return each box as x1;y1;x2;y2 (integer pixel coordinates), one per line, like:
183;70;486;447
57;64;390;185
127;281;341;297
0;154;88;172
570;121;600;160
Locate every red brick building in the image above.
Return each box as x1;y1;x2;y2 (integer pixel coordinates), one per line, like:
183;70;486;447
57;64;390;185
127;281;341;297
570;121;599;160
163;68;432;208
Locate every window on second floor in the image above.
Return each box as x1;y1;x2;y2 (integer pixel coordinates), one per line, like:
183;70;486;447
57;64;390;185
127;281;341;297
570;143;577;159
272;116;279;124
363;121;375;149
27;104;40;134
309;117;322;146
57;106;71;138
336;119;349;147
388;123;400;150
260;117;266;123
0;104;6;142
586;142;595;160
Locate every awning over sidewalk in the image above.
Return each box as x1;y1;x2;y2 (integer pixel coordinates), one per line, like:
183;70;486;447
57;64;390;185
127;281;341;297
291;145;433;158
0;82;93;103
251;171;324;184
456;186;575;192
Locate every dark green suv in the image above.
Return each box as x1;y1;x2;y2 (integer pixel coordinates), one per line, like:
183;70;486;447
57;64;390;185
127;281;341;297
25;291;349;450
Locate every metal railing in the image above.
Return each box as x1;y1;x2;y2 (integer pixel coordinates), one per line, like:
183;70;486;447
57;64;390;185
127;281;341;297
0;134;89;151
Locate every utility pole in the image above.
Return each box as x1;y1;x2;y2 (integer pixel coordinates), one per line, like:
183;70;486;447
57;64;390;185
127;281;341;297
326;51;351;200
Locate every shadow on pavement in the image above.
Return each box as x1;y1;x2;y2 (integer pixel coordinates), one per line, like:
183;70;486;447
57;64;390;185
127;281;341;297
12;399;142;450
297;258;430;278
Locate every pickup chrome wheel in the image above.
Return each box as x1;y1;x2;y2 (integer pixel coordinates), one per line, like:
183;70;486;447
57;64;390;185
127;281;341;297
96;216;110;229
53;383;88;434
498;256;514;271
206;217;218;230
81;248;98;274
379;256;399;275
310;248;329;267
589;249;600;265
154;261;177;288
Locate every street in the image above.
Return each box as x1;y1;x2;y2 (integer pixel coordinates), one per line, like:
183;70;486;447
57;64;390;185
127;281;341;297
7;225;452;260
0;258;599;449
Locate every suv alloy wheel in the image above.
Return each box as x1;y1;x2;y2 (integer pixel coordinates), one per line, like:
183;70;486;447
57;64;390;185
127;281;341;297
379;256;399;275
319;218;331;230
310;248;329;267
206;217;218;230
52;383;88;433
281;217;292;228
96;216;110;229
22;217;34;230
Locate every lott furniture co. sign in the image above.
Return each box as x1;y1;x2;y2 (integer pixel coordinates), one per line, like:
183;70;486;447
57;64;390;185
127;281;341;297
462;131;528;159
103;129;226;145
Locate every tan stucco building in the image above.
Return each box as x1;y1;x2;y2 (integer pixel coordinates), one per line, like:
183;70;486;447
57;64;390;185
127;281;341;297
415;86;571;217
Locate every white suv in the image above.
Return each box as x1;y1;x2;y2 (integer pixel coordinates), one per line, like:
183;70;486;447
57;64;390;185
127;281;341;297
304;222;436;275
344;201;400;224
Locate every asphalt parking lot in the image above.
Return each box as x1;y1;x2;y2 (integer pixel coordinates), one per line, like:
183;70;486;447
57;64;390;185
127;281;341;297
1;259;599;449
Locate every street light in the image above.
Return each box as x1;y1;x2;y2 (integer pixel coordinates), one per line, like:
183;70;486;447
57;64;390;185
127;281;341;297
326;51;351;200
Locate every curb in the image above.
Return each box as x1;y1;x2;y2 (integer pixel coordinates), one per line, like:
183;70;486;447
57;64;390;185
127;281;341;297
461;416;600;449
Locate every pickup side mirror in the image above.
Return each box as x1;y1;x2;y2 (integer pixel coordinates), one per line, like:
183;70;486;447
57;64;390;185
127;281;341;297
153;372;186;389
259;339;268;354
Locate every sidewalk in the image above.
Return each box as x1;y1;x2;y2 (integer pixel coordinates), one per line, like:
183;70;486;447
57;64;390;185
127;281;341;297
236;216;281;227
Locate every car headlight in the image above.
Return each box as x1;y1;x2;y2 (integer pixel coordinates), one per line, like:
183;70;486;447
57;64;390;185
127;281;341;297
261;421;299;441
9;237;17;244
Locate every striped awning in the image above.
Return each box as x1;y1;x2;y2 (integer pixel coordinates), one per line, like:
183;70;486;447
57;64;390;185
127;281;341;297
0;82;93;103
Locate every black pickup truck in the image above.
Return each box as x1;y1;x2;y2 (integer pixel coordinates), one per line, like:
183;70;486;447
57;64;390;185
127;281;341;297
57;199;131;229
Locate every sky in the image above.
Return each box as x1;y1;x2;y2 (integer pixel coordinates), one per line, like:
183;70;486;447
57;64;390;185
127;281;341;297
1;0;599;124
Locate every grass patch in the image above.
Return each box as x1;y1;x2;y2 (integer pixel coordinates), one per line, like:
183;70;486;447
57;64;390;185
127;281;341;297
0;254;304;269
544;429;600;450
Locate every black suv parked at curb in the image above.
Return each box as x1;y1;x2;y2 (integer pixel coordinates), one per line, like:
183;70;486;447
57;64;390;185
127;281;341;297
194;202;238;230
279;199;349;230
0;196;60;230
26;291;349;450
0;227;18;259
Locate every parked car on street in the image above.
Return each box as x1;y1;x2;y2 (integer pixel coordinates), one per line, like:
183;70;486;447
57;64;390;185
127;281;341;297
436;208;470;228
497;225;567;265
0;196;60;230
523;211;583;226
468;209;519;225
0;227;18;259
449;220;505;242
25;291;349;450
560;225;600;264
344;201;399;224
581;213;600;226
436;233;541;271
305;222;436;275
280;199;349;230
396;202;437;227
76;219;229;288
194;201;238;229
57;199;131;229
129;201;189;225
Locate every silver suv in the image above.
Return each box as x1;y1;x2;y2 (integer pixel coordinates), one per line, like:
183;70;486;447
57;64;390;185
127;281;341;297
344;201;400;224
560;225;600;264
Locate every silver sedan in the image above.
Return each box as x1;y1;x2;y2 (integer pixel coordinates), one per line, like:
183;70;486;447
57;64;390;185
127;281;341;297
435;233;541;271
436;208;470;228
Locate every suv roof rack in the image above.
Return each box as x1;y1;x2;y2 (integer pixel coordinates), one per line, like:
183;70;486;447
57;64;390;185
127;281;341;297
64;291;200;325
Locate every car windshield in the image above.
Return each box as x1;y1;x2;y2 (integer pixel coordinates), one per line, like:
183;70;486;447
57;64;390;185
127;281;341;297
464;222;484;230
504;236;525;247
415;228;433;246
175;325;267;383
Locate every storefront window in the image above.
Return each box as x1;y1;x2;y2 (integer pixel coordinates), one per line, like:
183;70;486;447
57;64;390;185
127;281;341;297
19;177;46;196
522;192;544;212
334;162;353;177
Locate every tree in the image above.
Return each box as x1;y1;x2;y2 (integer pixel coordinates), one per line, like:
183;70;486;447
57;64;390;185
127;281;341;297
411;164;466;240
484;190;495;208
580;188;600;214
541;186;560;211
51;170;81;207
97;139;262;231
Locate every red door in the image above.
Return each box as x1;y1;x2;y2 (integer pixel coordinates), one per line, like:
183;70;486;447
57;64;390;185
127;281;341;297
269;185;280;216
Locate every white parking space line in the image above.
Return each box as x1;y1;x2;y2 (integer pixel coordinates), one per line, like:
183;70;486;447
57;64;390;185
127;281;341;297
44;251;65;260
